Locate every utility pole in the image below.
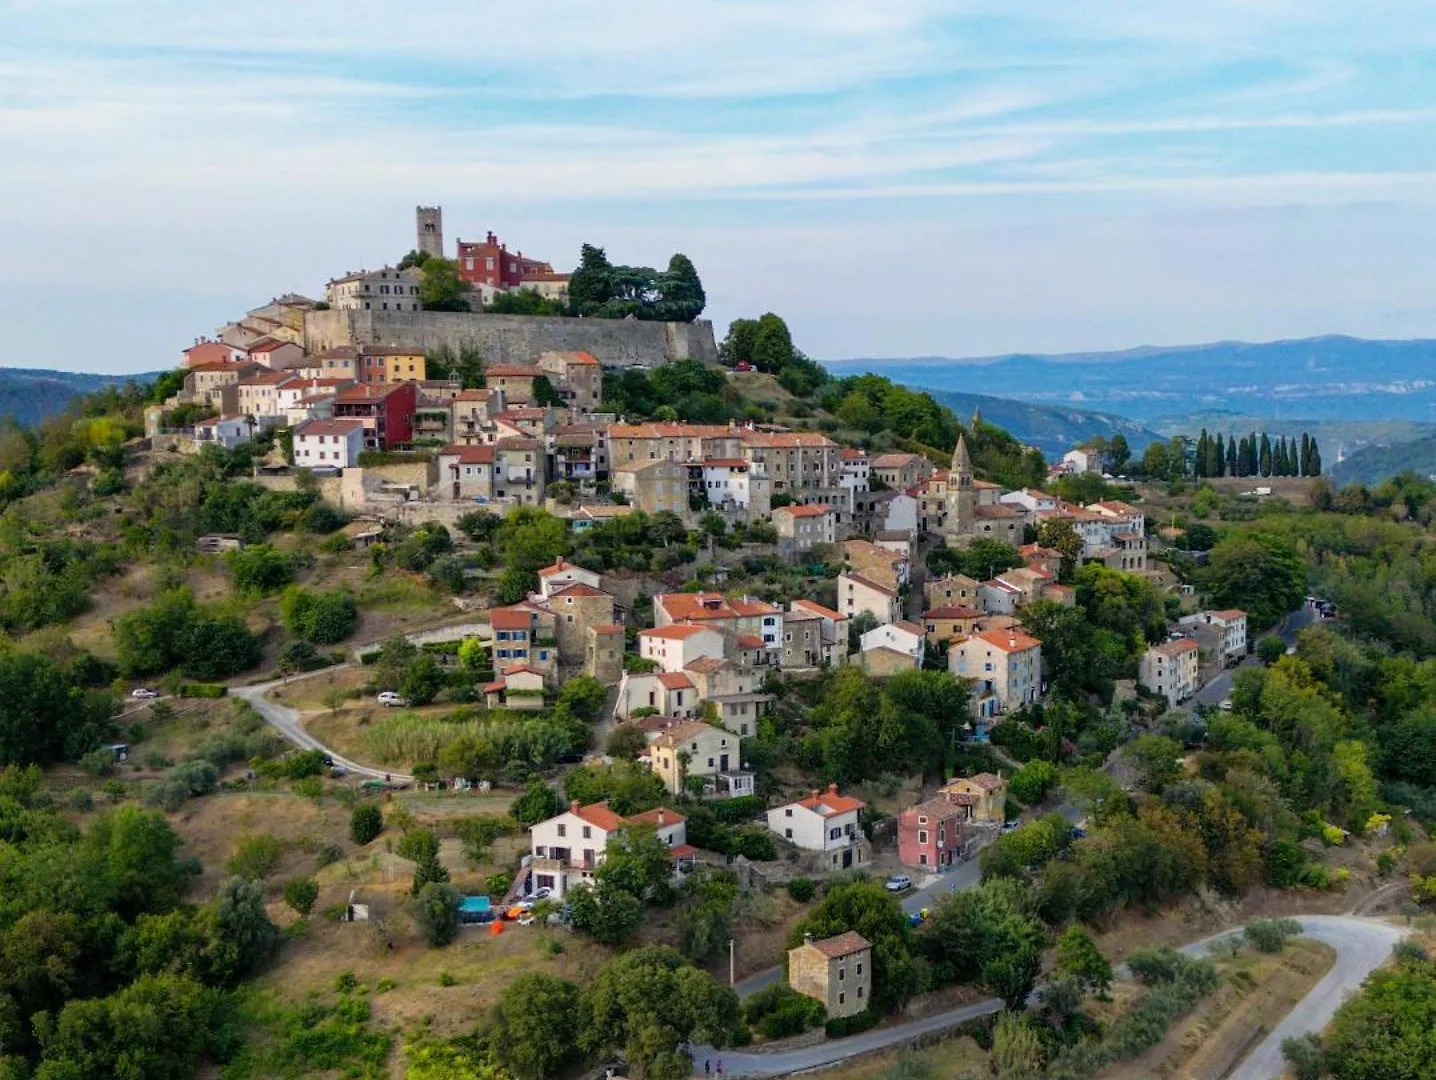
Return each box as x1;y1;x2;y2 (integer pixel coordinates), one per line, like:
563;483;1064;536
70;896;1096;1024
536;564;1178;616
729;938;736;987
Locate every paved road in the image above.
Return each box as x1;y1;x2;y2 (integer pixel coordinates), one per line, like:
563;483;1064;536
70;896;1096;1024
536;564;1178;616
706;915;1400;1078
1183;915;1403;1080
1194;606;1316;706
233;672;412;782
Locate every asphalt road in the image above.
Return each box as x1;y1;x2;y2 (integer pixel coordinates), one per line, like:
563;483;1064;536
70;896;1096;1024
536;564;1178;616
233;672;412;782
1194;605;1316;706
702;915;1400;1078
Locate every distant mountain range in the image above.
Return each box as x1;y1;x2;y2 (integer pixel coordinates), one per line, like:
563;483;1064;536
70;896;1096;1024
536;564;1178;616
829;336;1436;425
0;368;160;427
920;390;1162;459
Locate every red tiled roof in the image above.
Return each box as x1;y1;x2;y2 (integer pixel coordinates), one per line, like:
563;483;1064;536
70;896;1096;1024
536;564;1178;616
592;624;625;635
892;620;925;636
247;338;294;354
792;599;846;621
640;625;714;641
439;443;494;464
1211;609;1246;621
490;608;534;630
737;634;765;649
666;843;701;860
539;350;597;365
731;598;779;617
500;663;546;678
537;558;580;578
334;382;406;403
656;672;695;691
703;458;749;468
549;582;607;598
486;364;541;378
1153;638;1199;656
806;931;870;959
795;785;866;815
870;452;922;469
776;504;831;518
841;572;896;598
609;422;737;440
626;806;687;827
969;628;1042;652
740;431;839;449
572;802;626;832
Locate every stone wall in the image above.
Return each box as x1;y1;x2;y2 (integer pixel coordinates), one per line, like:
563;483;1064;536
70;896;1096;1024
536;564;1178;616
304;309;717;369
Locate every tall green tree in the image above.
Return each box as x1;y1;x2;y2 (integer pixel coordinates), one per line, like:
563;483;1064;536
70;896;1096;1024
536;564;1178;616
418;258;473;312
1108;433;1131;472
569;244;615;313
1259;433;1273;477
1226;434;1238;476
490;973;584;1080
658;254;706;322
789;882;917;1011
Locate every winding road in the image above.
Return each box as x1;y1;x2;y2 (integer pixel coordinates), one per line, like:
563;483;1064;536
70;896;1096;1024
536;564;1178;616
696;915;1402;1078
232;671;413;783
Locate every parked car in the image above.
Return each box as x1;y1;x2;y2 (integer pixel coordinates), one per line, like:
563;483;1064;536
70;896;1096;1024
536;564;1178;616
377;691;406;707
1219;699;1233;712
884;874;913;893
528;886;552;901
1001;820;1021;832
130;688;159;700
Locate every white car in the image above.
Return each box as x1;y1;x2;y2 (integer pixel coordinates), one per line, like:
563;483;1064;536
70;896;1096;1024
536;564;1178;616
1219;699;1234;712
377;692;407;707
130;688;159;700
884;874;913;893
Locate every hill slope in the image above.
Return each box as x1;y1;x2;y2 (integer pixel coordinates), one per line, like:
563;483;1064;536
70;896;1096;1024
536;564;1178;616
920;389;1161;458
1330;435;1436;486
0;368;161;426
829;336;1436;424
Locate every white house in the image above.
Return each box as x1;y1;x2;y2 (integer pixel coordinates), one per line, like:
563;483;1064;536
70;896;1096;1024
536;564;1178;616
638;624;726;673
193;415;254;451
1062;448;1098;474
1179;609;1248;668
701;459;752;510
614;670;699;720
1139;638;1200;706
999;488;1062;513
293;418;366;469
766;785;868;870
528;801;691;899
838;572;902;626
859;620;924;661
536;558;603;599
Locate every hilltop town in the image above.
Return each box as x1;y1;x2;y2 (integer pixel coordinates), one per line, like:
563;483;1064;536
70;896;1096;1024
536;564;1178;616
0;208;1416;1080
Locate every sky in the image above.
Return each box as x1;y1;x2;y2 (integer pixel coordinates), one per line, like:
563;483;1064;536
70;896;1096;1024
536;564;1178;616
5;0;1436;373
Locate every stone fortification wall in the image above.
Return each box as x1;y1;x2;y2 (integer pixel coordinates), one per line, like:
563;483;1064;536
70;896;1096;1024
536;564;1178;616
305;309;717;369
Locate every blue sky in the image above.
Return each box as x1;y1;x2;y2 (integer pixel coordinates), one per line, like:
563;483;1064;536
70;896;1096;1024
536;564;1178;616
4;0;1436;372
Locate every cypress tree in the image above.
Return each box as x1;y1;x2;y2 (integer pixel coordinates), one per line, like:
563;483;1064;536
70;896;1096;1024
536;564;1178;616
1300;433;1312;476
1212;433;1225;477
1310;438;1322;475
1259;433;1272;477
1226;435;1238;477
1247;432;1260;476
1276;437;1289;476
1195;430;1209;478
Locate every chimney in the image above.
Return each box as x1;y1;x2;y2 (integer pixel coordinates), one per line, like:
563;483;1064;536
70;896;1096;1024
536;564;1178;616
569;800;580;814
657;810;666;825
803;932;813;944
810;789;820;800
828;783;839;796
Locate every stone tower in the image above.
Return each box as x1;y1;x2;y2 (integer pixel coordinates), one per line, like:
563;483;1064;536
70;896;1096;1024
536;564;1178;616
945;434;976;538
416;206;444;260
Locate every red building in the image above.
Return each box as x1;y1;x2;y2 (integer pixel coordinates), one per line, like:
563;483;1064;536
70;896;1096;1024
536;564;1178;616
456;231;558;290
897;790;977;871
330;382;417;450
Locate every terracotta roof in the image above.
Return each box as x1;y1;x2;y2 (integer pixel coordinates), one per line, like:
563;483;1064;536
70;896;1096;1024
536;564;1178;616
490;608;534;630
1152;638;1199;657
537;558;582;578
703;458;749;468
538;350;597;365
968;628;1042;652
247;338;294;354
1092;500;1140;515
500;663;546;678
666;843;701;860
924;606;981;620
891;620;925;636
656;672;695;691
795;784;866;815
318;345;360;359
651;719;718;745
482;679;506;693
1211;609;1246;621
592;624;625;635
640;625;715;641
740;431;839;449
776;504;831;518
455;388;497;402
792;599;846;622
334;382;407;403
684;656;727;674
571;802;626;832
906;793;974;821
737;634;766;649
485;364;541;378
608;422;736;439
805;931;871;959
439;443;494;464
840;447;866;460
731;598;779;617
625;806;687;828
295;418;365;438
495;437;540;451
656;593;739;622
870;452;923;469
962;772;1006;792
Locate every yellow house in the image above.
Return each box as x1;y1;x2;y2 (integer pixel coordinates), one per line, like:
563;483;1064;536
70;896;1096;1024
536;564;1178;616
940;772;1007;823
363;345;427;383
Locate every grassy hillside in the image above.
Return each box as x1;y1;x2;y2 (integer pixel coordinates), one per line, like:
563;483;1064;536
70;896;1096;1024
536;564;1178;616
921;388;1161;457
1330;432;1436;485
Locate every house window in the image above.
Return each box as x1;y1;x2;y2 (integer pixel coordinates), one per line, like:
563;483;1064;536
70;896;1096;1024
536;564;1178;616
838;992;845;1006
784;808;793;817
582;826;591;839
557;824;566;837
918;830;928;844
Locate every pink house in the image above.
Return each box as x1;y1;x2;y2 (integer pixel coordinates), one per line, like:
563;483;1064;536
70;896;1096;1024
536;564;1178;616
897;790;977;870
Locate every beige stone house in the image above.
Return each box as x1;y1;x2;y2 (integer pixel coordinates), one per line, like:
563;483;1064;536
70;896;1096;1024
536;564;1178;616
925;574;982;609
585;624;625;684
788;932;872;1019
948;629;1042;723
773;504;836;560
1139;638;1200;706
612;459;689;515
838;572;901;626
869;452;934;492
645;719;751;797
941;772;1007;823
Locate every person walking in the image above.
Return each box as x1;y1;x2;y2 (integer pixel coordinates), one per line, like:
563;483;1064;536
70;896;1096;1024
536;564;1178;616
704;1060;711;1077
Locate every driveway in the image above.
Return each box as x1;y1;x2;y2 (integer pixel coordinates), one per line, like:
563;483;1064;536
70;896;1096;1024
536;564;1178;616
700;915;1400;1078
232;672;412;782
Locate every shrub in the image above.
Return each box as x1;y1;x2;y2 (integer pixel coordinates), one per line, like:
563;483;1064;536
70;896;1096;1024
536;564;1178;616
414;882;461;947
1281;1034;1325;1080
824;1011;880;1038
787;877;816;902
1244;917;1303;954
742;984;825;1039
350;803;384;845
315;842;345;869
178;683;227;699
67;787;94;811
78;747;116;777
227;833;287;880
283;876;320;917
485;872;512;897
168;759;219;796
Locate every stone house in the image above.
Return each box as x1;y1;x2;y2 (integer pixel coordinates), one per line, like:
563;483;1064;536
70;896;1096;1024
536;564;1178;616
644;720;751;798
773;504;836;561
838;572;901;626
585;624;625;684
536;558;603;598
869;452;934;492
612;459;689;515
1139;638;1200;706
922;605;982;647
788;932;872;1020
483;364;542;404
949;629;1042;722
925;574;981;609
481;663;547;710
545;583;615;668
536;350;603;413
859;645;919;678
941;772;1007;823
790;600;849;665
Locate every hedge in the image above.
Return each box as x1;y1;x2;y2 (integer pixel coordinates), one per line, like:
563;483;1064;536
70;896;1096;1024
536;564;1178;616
179;683;228;699
824;1011;881;1038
